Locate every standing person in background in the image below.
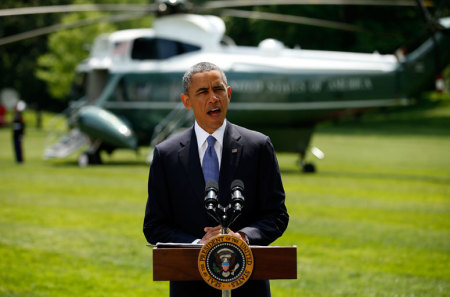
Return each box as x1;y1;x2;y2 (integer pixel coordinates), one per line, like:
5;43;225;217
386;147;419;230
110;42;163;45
0;103;6;127
143;62;289;297
12;101;26;163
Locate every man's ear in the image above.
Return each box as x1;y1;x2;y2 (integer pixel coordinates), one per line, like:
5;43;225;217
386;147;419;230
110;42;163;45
227;86;232;101
181;93;191;110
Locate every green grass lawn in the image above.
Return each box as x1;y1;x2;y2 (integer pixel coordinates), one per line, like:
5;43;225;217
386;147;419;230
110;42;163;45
1;98;449;297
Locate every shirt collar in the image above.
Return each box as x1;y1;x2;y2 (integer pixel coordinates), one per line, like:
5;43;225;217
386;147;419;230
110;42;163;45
195;119;227;149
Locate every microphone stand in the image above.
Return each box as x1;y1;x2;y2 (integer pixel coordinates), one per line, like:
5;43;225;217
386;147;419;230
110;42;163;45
222;223;231;297
203;180;245;297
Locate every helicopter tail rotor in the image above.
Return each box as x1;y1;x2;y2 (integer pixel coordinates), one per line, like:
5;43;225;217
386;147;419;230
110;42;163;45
156;0;193;17
414;0;450;92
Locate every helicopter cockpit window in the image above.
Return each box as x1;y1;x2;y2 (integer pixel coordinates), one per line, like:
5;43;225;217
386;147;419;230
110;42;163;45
131;37;200;60
69;72;87;101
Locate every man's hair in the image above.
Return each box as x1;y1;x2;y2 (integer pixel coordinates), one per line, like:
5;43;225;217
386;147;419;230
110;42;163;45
182;62;228;94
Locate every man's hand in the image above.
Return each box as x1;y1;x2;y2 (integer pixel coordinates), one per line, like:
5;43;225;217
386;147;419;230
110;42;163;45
228;229;249;244
199;226;222;244
199;226;248;244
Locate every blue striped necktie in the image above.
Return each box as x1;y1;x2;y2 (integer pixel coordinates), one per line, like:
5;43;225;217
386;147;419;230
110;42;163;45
202;135;219;183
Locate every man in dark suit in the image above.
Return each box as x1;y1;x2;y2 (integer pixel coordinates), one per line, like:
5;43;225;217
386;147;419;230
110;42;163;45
143;62;289;297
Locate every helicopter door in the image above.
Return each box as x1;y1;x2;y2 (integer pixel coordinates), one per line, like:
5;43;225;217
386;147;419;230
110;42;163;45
86;69;109;103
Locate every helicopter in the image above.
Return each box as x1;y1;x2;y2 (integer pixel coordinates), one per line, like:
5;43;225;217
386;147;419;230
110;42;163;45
8;0;447;171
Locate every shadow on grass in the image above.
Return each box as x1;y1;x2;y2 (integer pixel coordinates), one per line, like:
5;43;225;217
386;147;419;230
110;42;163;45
280;168;304;175
279;167;450;185
317;99;450;137
314;169;450;184
48;160;148;167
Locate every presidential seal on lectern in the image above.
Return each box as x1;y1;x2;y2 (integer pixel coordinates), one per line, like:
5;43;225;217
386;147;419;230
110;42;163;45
198;234;254;290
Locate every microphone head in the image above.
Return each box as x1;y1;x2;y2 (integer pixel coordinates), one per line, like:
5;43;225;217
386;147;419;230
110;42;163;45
231;179;244;190
205;180;219;212
205;180;219;192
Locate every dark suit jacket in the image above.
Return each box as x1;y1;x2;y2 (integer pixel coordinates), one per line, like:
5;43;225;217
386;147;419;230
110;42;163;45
143;122;289;297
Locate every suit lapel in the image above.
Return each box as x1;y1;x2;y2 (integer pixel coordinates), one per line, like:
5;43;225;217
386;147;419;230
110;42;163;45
219;123;242;204
178;127;205;201
178;123;243;205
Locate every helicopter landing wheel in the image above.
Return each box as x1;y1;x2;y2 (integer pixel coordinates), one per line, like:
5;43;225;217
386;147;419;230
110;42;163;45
78;151;102;167
299;161;316;173
78;153;89;167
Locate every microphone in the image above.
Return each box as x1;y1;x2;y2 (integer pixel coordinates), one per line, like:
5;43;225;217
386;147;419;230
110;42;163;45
204;181;219;221
230;180;245;212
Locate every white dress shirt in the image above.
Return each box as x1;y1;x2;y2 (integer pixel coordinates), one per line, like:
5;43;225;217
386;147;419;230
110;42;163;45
192;120;227;244
194;120;227;169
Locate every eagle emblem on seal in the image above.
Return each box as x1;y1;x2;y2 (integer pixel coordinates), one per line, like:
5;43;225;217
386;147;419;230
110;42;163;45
213;248;240;278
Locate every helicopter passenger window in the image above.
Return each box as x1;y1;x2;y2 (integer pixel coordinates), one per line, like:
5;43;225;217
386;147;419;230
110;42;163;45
131;37;200;60
129;82;152;101
112;78;128;101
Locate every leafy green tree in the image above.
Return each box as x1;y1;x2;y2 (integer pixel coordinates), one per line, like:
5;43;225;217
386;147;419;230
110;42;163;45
221;1;449;91
1;0;448;110
0;0;70;111
36;11;116;100
222;4;427;53
36;0;151;101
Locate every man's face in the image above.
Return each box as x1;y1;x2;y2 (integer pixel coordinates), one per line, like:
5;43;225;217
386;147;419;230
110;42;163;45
181;70;231;134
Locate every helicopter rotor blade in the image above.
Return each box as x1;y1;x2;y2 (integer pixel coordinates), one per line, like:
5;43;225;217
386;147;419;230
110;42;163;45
0;12;148;46
201;0;433;10
415;0;446;30
0;0;436;45
0;4;156;17
434;0;448;18
218;8;363;32
0;1;433;17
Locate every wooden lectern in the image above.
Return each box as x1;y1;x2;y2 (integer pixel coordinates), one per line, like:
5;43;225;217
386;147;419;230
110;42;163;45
152;244;297;282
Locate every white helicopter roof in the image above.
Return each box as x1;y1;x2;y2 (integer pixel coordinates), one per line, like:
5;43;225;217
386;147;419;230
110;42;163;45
119;36;397;74
82;28;155;70
80;14;225;71
153;14;225;50
80;13;398;75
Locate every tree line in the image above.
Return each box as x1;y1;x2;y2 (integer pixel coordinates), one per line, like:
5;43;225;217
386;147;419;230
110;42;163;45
0;0;447;113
